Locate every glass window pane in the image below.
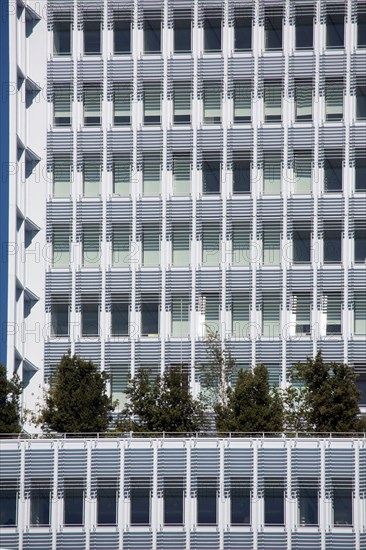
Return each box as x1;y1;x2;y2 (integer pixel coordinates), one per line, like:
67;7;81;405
164;478;184;525
293;229;311;263
295;293;311;335
203;159;221;194
111;366;129;408
358;12;366;47
355;156;366;192
171;296;190;337
81;302;99;337
111;301;129;336
172;224;190;266
233;157;250;194
294;152;312;194
234;82;251;123
112;224;130;267
298;479;318;526
324;155;342;192
327;12;344;48
174;84;191;124
174;18;191;52
204;17;221;51
232;222;250;266
326;293;342;334
265;16;282;50
0;486;17;526
264;479;284;525
143;225;160;266
263;222;281;265
295;14;313;49
84;85;101;126
83;160;100;197
232;294;250;338
333;482;353;525
143;156;160;196
113;155;130;195
144;18;161;53
97;480;117;525
130;478;150;525
51;303;69;337
83;225;100;266
54;158;71;197
324;228;342;263
203;83;221;124
325;82;343;121
263;154;281;194
355;296;366;335
114;84;131;125
355;226;366;263
54;20;71;55
54;85;71;126
144;85;161;125
64;485;84;525
231;478;250;524
356;84;366;120
235;15;252;51
202;223;220;266
197;478;217;525
141;301;159;336
30;482;51;526
53;225;70;267
203;294;220;336
262;295;281;337
264;82;282;122
355;369;366;405
295;83;312;121
173;154;191;195
84;19;101;54
114;16;131;53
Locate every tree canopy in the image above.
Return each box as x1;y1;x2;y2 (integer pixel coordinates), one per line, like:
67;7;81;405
215;364;284;433
117;366;208;433
38;353;114;433
292;351;366;433
0;364;23;433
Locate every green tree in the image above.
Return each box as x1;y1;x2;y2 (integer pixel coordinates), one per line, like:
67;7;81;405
0;364;23;433
216;364;284;433
293;352;366;433
200;330;236;409
117;366;208;433
38;354;115;433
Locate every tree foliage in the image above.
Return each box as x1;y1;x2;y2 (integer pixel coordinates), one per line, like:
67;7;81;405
216;364;284;433
292;351;366;432
117;366;208;433
38;354;115;433
0;364;23;433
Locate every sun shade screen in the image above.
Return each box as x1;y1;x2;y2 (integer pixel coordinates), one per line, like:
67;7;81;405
112;225;130;267
264;82;281;121
173;154;191;195
232;294;250;338
84;85;101;125
263;223;281;265
202;223;220;266
171;296;190;337
174;84;191;124
114;84;131;125
263;154;281;194
326;294;342;334
110;366;129;408
172;225;190;266
144;85;161;125
83;161;100;196
113;156;130;195
204;84;221;124
295;294;311;334
325;82;343;120
203;295;220;335
54;85;71;126
54;158;71;197
143;156;160;196
262;295;281;337
294;152;312;194
53;226;70;267
234;81;251;122
296;84;312;120
232;223;250;266
355;296;366;335
83;225;100;267
143;226;160;266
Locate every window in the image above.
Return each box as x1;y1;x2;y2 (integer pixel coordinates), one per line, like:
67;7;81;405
83;157;101;196
144;84;161;125
203;82;221;124
265;12;282;50
197;478;217;525
114;83;131;125
164;478;184;525
64;479;84;526
324;151;343;193
233;153;251;194
293;224;311;264
110;365;129;408
355;222;366;263
172;223;190;266
173;82;191;124
174;15;191;52
202;157;221;194
294;293;311;335
111;295;129;337
295;81;312;122
263;153;281;194
84;14;101;54
262;294;281;337
144;14;161;53
354;294;366;335
358;9;366;47
173;153;191;195
143;154;161;196
51;298;69;337
323;223;342;263
264;478;285;525
30;479;51;526
84;84;101;126
231;478;250;525
355;153;366;192
53;156;71;197
232;222;250;266
83;224;100;267
356;82;366;120
202;222;220;266
326;8;344;49
204;13;221;52
141;297;159;336
295;7;313;49
264;81;282;122
113;154;130;195
355;365;366;405
112;224;130;267
53;84;71;126
298;479;318;526
142;224;160;266
53;225;70;268
234;9;252;51
234;81;251;124
325;293;342;334
232;294;250;338
332;479;353;525
97;479;117;525
81;296;99;337
171;295;190;338
54;17;71;55
0;481;17;526
130;478;151;525
294;151;312;194
201;294;220;336
114;11;131;54
263;221;281;265
325;80;343;121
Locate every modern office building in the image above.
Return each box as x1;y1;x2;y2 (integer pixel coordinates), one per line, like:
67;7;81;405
0;435;366;550
1;0;366;426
